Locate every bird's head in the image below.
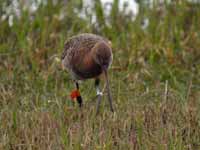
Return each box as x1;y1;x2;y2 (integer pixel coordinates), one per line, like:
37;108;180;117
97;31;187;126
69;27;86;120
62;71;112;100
92;41;113;70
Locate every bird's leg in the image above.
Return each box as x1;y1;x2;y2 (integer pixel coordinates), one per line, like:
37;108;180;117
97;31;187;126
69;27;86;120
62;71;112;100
95;78;103;114
103;69;114;112
75;82;83;107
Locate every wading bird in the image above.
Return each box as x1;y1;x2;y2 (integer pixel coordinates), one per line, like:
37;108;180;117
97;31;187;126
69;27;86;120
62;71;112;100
61;33;114;114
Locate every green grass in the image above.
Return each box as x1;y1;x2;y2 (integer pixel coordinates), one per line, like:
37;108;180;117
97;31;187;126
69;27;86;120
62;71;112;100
0;0;200;149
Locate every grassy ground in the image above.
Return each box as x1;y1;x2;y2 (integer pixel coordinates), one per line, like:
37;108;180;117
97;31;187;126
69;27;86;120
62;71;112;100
0;0;200;149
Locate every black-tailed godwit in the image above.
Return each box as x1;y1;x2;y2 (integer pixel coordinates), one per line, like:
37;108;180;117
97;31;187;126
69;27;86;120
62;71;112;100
61;33;114;113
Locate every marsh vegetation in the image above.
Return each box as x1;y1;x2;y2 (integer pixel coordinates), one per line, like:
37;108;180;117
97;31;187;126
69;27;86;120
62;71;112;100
0;0;200;149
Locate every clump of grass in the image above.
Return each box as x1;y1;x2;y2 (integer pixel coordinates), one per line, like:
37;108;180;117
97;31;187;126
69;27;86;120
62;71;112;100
0;0;200;149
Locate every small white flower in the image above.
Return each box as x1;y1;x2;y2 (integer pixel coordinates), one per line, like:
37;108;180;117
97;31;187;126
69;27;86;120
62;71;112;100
119;0;139;20
30;3;38;13
141;18;149;30
8;15;14;27
1;14;7;21
55;57;61;63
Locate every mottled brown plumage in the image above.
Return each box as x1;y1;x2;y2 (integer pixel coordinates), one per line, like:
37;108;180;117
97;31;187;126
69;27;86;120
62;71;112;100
61;33;114;113
61;33;112;80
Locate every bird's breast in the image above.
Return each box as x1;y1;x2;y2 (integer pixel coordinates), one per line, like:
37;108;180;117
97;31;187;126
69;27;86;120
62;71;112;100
71;53;103;80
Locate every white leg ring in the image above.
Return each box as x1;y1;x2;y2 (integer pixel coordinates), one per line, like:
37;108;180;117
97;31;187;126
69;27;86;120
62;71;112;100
97;91;103;96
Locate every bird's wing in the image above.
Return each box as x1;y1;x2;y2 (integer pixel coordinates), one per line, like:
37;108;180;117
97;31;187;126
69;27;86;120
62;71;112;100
61;39;74;60
61;33;108;61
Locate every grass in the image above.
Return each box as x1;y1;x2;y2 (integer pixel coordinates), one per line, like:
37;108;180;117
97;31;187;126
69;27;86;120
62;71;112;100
0;0;200;149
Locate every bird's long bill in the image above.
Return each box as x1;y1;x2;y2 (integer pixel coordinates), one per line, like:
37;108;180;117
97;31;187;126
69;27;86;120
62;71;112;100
103;69;114;112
